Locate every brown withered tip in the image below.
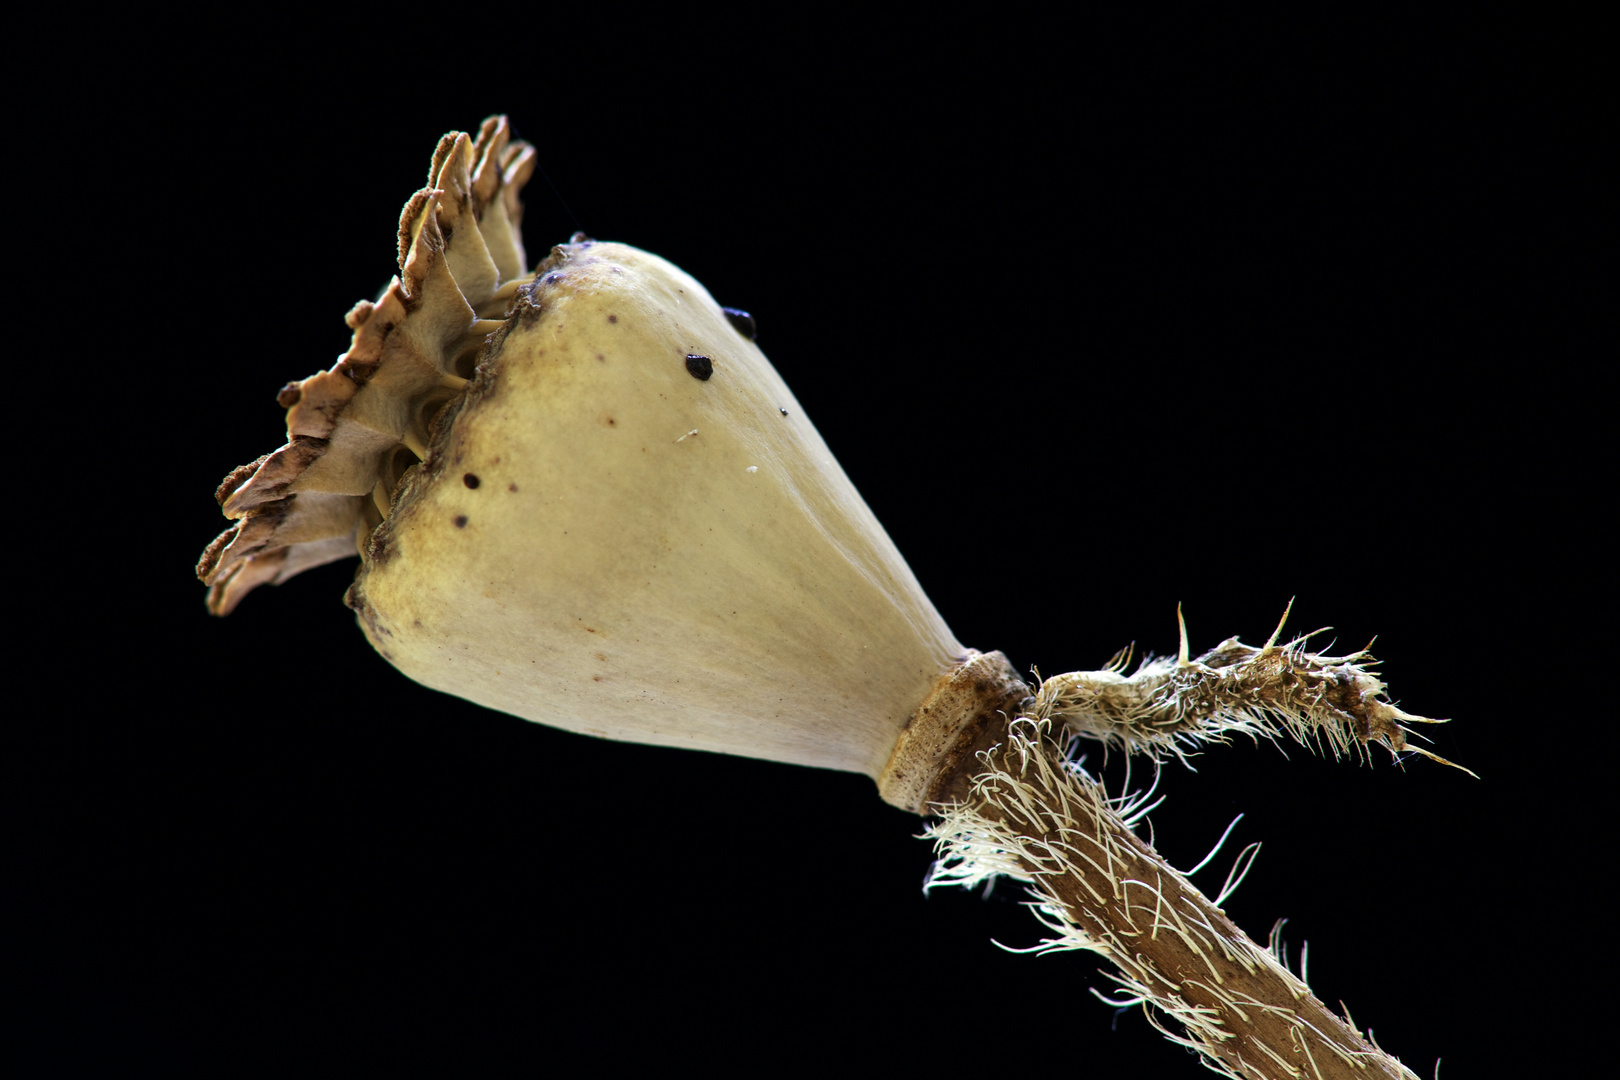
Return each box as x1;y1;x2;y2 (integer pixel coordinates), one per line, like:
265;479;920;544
214;455;270;506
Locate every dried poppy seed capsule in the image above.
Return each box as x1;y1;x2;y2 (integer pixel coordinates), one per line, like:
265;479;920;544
198;117;1019;802
197;120;1459;1077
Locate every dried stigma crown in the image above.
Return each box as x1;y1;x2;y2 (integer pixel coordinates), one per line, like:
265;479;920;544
197;116;536;615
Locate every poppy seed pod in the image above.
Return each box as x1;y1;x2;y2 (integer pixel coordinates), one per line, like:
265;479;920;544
198;117;1462;1080
197;116;1019;806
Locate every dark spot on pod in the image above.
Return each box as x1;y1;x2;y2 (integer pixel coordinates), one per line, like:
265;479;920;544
779;407;789;416
508;483;518;492
722;308;756;340
608;314;618;323
463;473;481;489
685;354;714;380
454;515;469;528
544;273;562;284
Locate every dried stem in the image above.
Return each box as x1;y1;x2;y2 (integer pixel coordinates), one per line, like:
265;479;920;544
1038;603;1473;777
928;721;1420;1080
921;611;1465;1077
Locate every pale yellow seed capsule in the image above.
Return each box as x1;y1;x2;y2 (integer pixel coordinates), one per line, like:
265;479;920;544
350;237;973;779
196;116;1012;802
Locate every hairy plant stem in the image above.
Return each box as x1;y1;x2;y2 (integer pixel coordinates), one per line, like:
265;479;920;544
937;724;1418;1079
919;614;1457;1078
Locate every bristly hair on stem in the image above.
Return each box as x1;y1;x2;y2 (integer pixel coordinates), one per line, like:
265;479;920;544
924;717;1427;1079
919;605;1469;1078
1032;601;1476;776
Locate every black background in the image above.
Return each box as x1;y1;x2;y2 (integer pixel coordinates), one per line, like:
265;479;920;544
28;20;1595;1078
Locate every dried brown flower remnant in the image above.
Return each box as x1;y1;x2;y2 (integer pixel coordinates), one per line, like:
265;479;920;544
197;116;534;616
